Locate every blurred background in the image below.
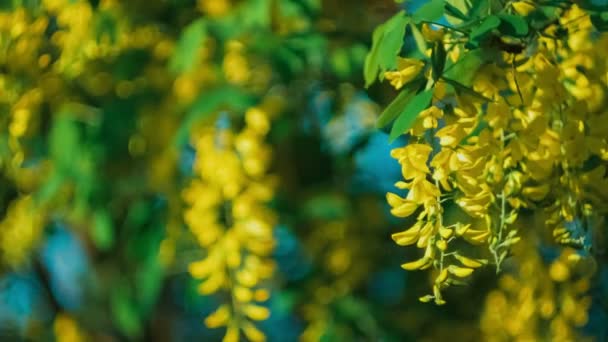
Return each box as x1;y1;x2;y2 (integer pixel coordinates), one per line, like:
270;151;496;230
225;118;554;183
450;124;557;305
0;0;607;341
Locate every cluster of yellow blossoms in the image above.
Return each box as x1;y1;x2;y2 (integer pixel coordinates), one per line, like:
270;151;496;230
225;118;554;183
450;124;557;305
0;196;44;268
54;313;86;342
385;4;608;304
482;240;594;341
0;7;50;269
183;106;277;342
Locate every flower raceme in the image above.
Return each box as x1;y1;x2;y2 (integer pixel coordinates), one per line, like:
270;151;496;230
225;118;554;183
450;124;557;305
381;4;608;304
183;106;277;342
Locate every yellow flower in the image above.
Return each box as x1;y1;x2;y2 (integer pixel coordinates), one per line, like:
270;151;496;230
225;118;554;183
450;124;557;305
183;106;277;341
411;105;443;136
407;178;440;206
511;1;535;15
390;143;433;180
54;314;85;342
198;0;231;17
387;192;419;218
384;58;425;90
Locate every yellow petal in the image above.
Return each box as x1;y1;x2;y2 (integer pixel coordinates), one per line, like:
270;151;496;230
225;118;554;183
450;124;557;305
436;239;447;251
438;226;453;239
234;286;253;302
391;222;422;246
386;192;403;207
236;269;258;287
189;258;213;279
222;325;240;342
198;272;225;295
454;254;486;268
433;285;446;305
244;304;271;321
254;289;270;302
401;257;430;270
390;200;419;217
435;268;449;284
448;265;474;278
242;322;266;342
466;231;490;244
204;305;231;328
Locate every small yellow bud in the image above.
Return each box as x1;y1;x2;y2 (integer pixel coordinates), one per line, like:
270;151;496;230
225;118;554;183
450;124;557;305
198;272;224;294
242;322;266;342
439;226;453;239
435;268;449;284
236;269;258;287
244;304;271;321
223;324;240;342
549;261;570;282
433;285;446;305
254;289;270;302
436;239;448;251
512;1;535;15
204;305;231;328
234;286;253;302
419;295;434;303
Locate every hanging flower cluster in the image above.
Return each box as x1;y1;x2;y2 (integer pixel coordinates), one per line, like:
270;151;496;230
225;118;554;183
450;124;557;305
369;2;608;304
183;105;278;342
481;241;594;341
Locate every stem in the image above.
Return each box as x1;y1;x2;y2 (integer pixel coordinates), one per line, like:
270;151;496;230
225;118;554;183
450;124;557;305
421;21;468;35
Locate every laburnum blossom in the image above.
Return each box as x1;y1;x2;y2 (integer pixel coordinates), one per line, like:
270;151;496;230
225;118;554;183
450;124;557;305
481;241;593;341
383;4;608;304
383;57;425;90
183;105;278;342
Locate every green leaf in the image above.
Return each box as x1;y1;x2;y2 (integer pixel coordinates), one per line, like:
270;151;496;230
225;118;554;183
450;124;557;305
443;49;487;85
35;172;65;205
441;77;494;102
469;15;500;46
111;285;141;338
135;253;163;313
413;0;445;23
364;11;409;87
409;23;428;55
445;2;469;21
92;209;114;251
498;14;529;37
50;114;80;173
302;193;350;220
331;47;351;79
376;80;422;128
242;0;271;28
169;19;206;74
378;14;408;70
365;22;387;87
389;88;434;143
431;41;446;81
591;12;608;31
95;11;118;44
